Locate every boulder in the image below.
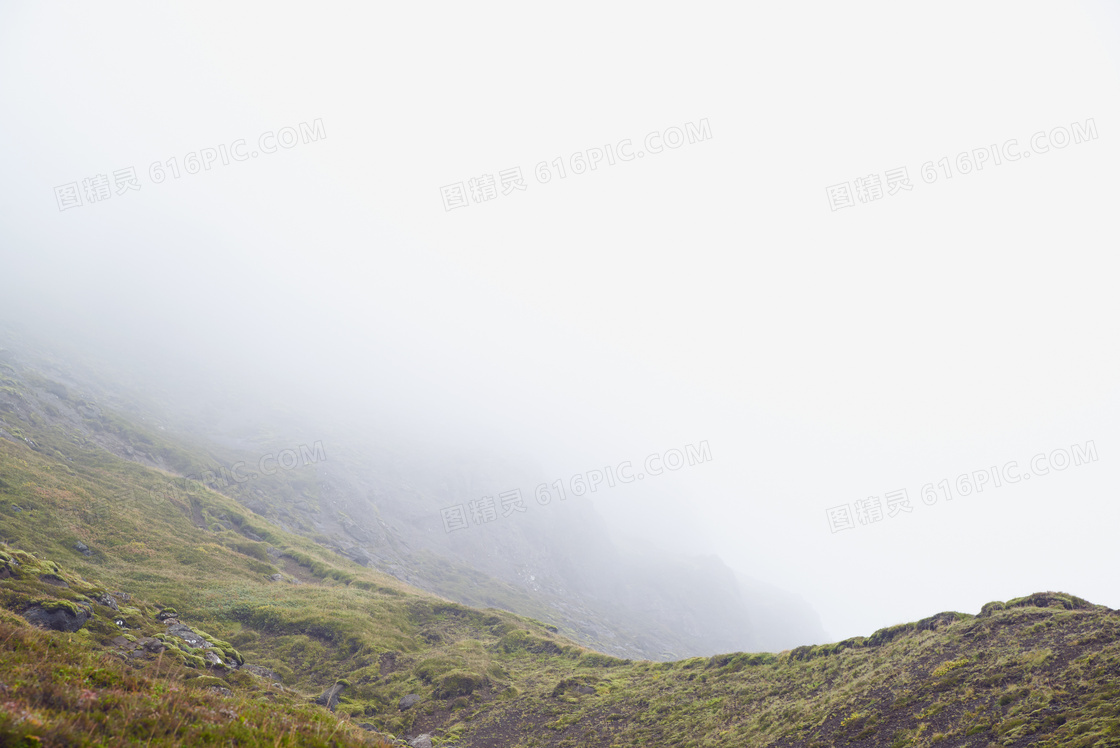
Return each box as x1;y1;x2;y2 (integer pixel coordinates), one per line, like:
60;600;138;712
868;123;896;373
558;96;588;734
166;622;211;649
139;637;168;654
95;593;119;611
23;602;89;632
241;664;282;683
398;693;421;710
39;574;68;588
409;735;433;748
315;682;346;711
74;541;91;557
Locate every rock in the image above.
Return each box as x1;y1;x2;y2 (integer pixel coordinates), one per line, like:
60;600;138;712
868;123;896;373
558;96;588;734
246;501;269;516
343;547;372;566
114;591;131;603
398;694;421;710
166;622;212;649
575;685;596;695
10;505;21;513
344;523;374;544
74;541;91;557
157;609;179;621
269;573;283;582
38;574;69;588
241;664;282;682
139;637;167;654
243;531;263;542
203;651;226;669
95;593;119;610
314;682;346;711
23;603;89;632
209;686;234;697
409;734;433;748
266;546;283;560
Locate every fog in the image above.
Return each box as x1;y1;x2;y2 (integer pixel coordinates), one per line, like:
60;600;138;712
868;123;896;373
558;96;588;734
2;1;1119;644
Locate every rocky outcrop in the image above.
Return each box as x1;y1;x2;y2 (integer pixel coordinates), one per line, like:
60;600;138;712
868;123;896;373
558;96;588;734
23;601;90;632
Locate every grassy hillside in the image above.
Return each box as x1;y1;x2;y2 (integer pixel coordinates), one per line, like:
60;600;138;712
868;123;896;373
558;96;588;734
2;356;1120;746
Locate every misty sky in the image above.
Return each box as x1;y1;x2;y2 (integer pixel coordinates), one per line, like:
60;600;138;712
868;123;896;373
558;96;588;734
2;1;1119;643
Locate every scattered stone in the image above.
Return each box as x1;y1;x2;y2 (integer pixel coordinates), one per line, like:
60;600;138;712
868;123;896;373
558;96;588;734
74;541;91;557
315;682;346;711
398;693;421;710
23;603;89;632
241;664;282;683
38;574;69;587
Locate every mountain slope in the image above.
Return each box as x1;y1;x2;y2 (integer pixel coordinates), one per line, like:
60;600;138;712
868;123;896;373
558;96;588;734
0;337;826;659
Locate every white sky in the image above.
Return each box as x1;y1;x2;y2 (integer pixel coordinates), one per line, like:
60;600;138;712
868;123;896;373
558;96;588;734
2;0;1119;642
